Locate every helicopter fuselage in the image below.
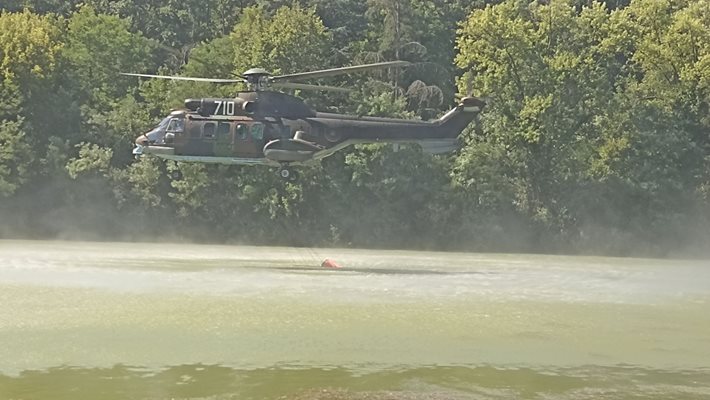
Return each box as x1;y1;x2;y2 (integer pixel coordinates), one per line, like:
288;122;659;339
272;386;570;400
134;92;484;166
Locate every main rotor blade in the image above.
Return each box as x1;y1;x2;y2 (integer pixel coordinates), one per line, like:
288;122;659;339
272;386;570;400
272;82;353;93
120;72;244;83
272;61;411;82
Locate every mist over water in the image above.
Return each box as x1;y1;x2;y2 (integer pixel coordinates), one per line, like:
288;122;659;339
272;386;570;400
1;240;709;399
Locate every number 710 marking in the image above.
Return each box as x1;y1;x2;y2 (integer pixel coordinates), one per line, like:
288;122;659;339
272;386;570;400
214;100;236;115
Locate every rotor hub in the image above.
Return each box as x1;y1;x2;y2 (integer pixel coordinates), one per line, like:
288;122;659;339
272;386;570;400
242;68;272;91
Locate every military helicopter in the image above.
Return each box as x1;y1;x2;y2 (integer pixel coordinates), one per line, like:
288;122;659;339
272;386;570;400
124;61;485;180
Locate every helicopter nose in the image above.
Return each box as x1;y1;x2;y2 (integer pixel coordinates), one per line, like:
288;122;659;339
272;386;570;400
135;135;149;146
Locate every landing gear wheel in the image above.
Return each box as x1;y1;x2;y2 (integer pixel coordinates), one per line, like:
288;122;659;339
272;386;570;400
277;166;292;180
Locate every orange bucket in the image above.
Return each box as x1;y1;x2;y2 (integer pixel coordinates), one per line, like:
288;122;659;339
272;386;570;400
321;258;343;269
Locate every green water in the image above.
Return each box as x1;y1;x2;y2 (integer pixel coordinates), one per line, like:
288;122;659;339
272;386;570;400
0;240;709;399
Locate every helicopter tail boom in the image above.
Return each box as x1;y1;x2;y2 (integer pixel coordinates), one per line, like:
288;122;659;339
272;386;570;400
307;96;485;142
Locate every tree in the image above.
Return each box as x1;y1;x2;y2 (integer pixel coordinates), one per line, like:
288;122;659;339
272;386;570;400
307;0;369;52
0;119;32;197
230;5;332;75
63;6;156;107
592;0;710;251
84;0;252;49
0;9;61;111
60;6;156;157
455;0;710;254
1;0;82;15
0;10;62;196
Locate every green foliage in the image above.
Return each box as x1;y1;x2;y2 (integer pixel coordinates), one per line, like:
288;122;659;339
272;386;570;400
183;35;236;82
456;0;620;239
231;5;332;75
0;10;61;82
0;80;22;120
1;0;83;15
308;0;369;50
0;9;63;138
0;119;32;197
117;156;165;207
57;6;157;167
66;142;113;179
167;161;210;217
63;6;156;106
366;0;418;57
355;87;414;118
0;11;62;198
336;144;454;248
358;0;477;109
148;35;238;113
1;0;708;255
454;0;710;254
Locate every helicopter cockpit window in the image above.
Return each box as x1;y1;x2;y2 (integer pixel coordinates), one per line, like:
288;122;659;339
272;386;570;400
145;117;171;143
167;118;184;133
158;116;171;129
203;122;216;138
236;123;249;140
251;123;264;140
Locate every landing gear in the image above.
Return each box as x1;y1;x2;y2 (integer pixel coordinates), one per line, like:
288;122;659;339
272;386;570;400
279;167;291;179
170;169;182;180
276;165;299;181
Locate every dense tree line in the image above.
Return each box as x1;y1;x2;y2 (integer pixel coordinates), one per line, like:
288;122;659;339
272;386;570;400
0;0;708;256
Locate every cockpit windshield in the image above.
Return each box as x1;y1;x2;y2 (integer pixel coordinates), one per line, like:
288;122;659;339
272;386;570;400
144;116;172;144
157;116;171;129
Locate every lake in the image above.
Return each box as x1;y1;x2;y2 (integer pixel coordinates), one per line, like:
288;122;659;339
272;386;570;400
0;240;708;399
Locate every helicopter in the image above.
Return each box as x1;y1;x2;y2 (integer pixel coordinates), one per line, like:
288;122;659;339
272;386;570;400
124;61;485;180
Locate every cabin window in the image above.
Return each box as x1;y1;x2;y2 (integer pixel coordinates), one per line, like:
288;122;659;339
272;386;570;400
167;118;184;133
251;123;264;140
236;123;249;140
203;122;216;138
217;122;231;138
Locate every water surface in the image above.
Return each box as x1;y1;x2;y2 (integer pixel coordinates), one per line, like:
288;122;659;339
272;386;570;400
0;240;708;399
